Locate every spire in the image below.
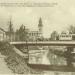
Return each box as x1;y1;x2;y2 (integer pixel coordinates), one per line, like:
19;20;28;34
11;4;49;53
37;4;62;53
38;17;43;35
38;17;43;27
8;16;13;33
9;17;12;26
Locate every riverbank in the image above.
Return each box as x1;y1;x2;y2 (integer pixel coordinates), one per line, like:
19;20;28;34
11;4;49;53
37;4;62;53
0;41;75;75
0;41;42;74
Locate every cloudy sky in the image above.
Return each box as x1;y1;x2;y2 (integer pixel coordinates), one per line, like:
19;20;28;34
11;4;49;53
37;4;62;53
0;0;75;37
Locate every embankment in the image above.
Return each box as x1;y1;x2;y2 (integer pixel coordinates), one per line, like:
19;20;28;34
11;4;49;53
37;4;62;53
0;41;42;74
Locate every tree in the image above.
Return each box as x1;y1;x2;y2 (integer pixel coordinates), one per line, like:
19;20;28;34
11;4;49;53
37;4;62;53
50;31;59;40
16;24;28;41
68;25;75;40
19;25;24;41
15;29;19;41
68;25;75;34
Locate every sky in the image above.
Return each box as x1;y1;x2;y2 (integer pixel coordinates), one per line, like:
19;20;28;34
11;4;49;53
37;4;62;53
0;0;75;38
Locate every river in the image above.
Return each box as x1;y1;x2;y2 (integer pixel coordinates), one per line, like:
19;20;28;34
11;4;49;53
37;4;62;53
28;46;75;75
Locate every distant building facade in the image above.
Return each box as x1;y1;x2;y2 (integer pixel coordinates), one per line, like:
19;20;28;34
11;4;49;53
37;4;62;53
28;31;42;41
0;27;15;42
59;31;75;40
0;28;7;41
0;18;43;42
28;18;43;41
6;32;15;42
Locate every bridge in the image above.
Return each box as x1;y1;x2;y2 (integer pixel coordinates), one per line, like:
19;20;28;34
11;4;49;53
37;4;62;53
10;41;75;72
10;41;75;46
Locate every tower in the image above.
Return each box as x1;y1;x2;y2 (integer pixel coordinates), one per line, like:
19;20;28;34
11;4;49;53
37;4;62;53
38;17;43;34
8;17;14;41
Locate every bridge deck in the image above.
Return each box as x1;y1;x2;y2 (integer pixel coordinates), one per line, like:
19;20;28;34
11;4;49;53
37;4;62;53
10;41;75;46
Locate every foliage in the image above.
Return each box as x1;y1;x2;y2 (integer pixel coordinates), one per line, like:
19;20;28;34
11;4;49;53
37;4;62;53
15;24;28;41
50;31;59;40
0;42;39;74
68;25;75;34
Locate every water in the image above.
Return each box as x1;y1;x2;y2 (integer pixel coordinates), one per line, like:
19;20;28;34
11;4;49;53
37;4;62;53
42;71;75;75
28;46;75;75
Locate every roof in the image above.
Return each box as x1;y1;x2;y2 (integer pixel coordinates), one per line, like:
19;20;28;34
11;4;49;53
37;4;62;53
0;28;6;32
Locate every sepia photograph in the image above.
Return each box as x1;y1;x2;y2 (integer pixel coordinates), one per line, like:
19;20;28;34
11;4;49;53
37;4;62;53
0;0;75;75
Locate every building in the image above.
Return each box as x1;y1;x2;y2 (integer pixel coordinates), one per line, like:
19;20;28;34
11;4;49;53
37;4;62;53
28;18;43;41
6;32;15;42
0;27;15;42
59;31;75;40
0;18;43;42
59;34;72;41
28;31;41;41
6;18;15;42
0;28;7;41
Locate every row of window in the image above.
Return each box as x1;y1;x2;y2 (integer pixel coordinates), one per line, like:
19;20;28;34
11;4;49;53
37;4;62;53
60;35;72;37
29;33;41;36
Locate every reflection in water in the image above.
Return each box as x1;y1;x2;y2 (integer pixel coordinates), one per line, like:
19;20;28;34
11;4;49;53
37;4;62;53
43;71;75;75
42;49;50;64
28;46;75;75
